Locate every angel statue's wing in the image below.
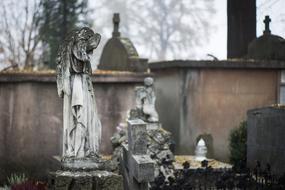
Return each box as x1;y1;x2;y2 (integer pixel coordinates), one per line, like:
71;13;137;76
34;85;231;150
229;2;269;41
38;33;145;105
56;35;74;98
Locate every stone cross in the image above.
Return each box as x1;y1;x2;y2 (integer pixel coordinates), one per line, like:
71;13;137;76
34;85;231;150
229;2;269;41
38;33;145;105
112;13;121;37
263;15;271;35
121;119;155;190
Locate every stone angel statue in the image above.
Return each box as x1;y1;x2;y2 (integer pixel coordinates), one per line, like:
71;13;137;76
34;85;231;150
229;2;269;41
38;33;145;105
56;27;102;159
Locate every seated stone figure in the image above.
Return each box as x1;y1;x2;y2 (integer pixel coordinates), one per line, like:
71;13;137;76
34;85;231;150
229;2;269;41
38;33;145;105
133;77;159;122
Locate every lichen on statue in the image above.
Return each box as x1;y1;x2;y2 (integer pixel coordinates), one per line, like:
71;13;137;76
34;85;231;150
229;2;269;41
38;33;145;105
133;77;159;123
56;27;102;160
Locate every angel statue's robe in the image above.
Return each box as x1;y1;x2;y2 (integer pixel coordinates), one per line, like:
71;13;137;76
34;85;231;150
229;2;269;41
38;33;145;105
57;34;101;159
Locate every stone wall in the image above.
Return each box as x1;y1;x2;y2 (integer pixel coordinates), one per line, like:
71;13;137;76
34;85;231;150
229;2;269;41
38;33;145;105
247;106;285;174
1;59;284;181
150;60;283;162
0;71;149;182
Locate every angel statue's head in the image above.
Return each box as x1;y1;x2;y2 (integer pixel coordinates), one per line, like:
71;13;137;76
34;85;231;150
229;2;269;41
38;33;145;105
144;77;154;87
76;27;101;54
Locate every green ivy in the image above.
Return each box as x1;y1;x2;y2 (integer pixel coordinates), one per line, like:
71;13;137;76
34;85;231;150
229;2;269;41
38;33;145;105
7;173;28;186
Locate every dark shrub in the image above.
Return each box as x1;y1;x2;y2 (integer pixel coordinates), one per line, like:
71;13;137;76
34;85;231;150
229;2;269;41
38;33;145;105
229;121;247;169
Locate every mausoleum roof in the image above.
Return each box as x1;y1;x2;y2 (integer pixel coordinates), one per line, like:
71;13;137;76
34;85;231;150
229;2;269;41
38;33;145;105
98;13;148;72
247;16;285;61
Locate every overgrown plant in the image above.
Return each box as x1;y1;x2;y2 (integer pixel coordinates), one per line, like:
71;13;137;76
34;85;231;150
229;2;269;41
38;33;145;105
229;121;247;169
7;174;28;186
3;174;47;190
0;185;10;190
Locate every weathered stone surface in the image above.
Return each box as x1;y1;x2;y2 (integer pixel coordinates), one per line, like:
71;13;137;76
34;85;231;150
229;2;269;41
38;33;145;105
156;150;174;162
110;123;175;177
146;123;161;130
110;76;175;188
134;77;159;123
146;128;175;179
150;65;279;161
147;128;171;146
121;119;155;190
149;60;285;70
53;156;105;171
130;155;155;183
61;158;106;171
49;170;123;190
110;78;175;184
0;72;152;182
127;119;147;155
122;144;155;183
110;127;127;148
247;106;285;174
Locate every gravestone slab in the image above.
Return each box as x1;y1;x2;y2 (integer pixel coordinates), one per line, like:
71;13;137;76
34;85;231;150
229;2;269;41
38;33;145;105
128;119;148;155
121;119;155;190
247;106;285;174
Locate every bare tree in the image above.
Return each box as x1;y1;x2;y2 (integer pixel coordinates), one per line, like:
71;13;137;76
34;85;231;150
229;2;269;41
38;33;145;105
92;0;216;60
0;0;42;69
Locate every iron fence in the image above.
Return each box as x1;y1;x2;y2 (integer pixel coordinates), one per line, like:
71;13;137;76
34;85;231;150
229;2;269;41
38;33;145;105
150;161;285;190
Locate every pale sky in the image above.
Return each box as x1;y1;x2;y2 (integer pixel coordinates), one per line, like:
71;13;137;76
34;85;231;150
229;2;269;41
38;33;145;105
194;0;227;60
193;0;285;59
1;0;283;69
179;0;285;60
90;0;285;62
256;0;285;36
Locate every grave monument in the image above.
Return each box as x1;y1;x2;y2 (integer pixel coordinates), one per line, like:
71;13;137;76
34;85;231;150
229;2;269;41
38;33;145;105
110;77;175;183
49;27;123;190
130;77;174;171
121;119;155;190
98;13;148;72
247;15;285;61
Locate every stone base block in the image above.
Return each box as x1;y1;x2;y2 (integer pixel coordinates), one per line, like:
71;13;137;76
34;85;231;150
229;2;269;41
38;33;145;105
131;155;155;183
53;156;107;171
146;122;161;130
49;170;123;190
61;159;106;171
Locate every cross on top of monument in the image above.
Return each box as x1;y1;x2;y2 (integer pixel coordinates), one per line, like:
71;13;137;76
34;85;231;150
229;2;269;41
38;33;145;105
112;13;121;37
263;15;271;35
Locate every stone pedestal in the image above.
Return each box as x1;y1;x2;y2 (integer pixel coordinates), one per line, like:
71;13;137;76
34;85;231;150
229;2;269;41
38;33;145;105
49;157;123;190
49;170;123;190
121;119;155;190
60;157;106;171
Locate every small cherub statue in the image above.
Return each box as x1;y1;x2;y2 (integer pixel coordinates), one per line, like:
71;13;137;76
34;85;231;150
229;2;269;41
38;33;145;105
135;77;159;122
